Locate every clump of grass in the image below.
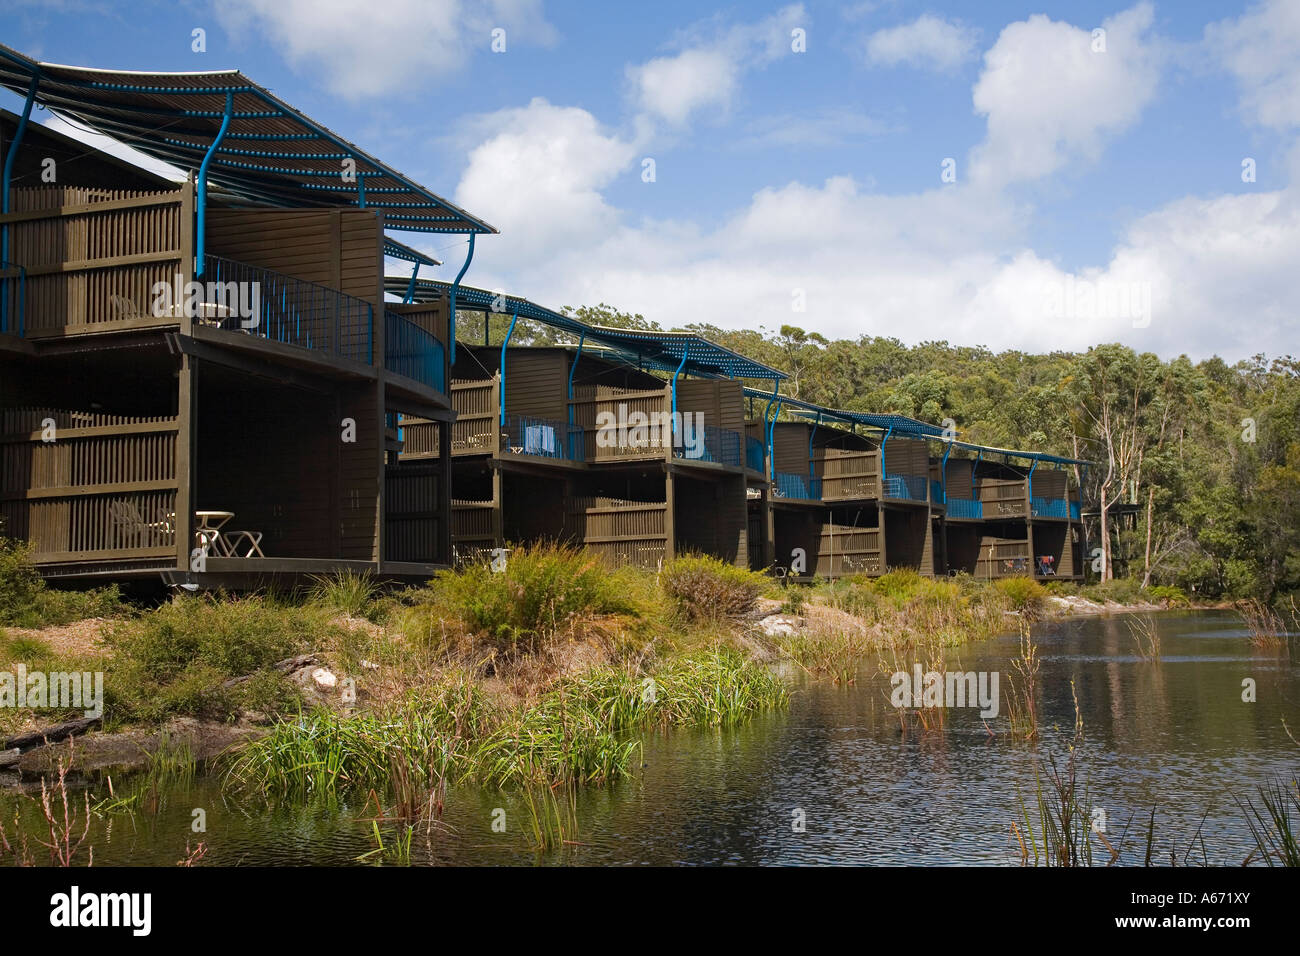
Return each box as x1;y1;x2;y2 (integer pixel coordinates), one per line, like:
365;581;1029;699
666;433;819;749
308;570;382;619
1003;620;1040;741
1082;577;1143;605
0;537;123;628
1237;776;1300;867
1239;599;1290;650
101;595;328;724
227;651;787;800
427;543;645;652
1127;615;1162;662
993;576;1047;617
660;554;768;623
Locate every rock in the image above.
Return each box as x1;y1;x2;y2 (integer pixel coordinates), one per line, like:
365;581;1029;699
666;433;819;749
758;614;802;637
359;659;380;671
311;667;338;690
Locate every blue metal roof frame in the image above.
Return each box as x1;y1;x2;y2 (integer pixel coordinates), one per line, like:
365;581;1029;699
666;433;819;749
384;237;440;267
386;276;788;382
0;43;497;235
740;387;948;438
948;440;1087;467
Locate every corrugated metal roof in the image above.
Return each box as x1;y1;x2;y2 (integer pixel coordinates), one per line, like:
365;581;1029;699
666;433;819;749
386;276;787;381
383;237;440;267
0;43;496;234
740;387;949;438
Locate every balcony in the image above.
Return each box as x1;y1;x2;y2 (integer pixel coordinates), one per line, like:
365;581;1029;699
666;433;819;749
1030;496;1071;519
673;424;742;467
384;309;445;393
773;471;822;501
947;497;983;519
202;255;374;365
501;413;584;462
930;478;945;504
745;434;765;473
882;473;927;502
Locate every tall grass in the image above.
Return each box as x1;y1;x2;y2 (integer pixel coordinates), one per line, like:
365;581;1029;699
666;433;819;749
226;651;787;799
1237;777;1300;866
308;570;382;619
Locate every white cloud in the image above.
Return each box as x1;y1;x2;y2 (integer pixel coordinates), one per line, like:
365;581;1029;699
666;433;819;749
626;5;806;127
864;14;977;72
1206;0;1300;131
454;98;638;262
969;3;1160;187
213;0;557;100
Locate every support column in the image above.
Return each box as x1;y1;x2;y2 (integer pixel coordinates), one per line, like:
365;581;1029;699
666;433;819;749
439;418;452;564
175;355;197;574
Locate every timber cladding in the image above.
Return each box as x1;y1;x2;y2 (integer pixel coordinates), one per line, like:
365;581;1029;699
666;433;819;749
4;185;188;336
206;208;384;321
501;349;567;421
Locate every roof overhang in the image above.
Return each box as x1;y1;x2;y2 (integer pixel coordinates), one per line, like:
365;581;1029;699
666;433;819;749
0;43;496;235
386;276;788;382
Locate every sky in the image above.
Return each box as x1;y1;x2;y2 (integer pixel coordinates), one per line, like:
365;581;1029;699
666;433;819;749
2;0;1297;362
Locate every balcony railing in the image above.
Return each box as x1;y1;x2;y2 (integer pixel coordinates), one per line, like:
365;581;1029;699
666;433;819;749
745;434;765;473
1031;496;1072;519
385;310;446;393
0;261;25;336
674;424;742;467
947;497;983;519
501;413;584;461
203;255;373;365
773;472;822;500
930;478;945;504
882;473;927;501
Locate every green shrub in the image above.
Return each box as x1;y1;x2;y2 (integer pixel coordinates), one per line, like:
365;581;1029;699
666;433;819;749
1147;584;1189;606
993;576;1047;615
428;543;643;649
1083;578;1143;605
660;554;768;622
0;538;43;625
872;568;925;603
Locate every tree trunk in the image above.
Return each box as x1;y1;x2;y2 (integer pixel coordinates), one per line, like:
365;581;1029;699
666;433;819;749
1142;484;1155;588
1099;485;1113;581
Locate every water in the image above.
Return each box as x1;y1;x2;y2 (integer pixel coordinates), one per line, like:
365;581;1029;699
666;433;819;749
3;611;1297;866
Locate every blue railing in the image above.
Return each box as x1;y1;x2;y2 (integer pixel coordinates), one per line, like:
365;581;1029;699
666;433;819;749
882;473;927;501
948;497;983;519
0;260;25;336
774;471;822;500
203;255;373;364
1070;501;1080;520
930;478;945;504
502;413;584;461
385;310;446;393
1031;496;1071;519
745;434;765;473
674;424;742;467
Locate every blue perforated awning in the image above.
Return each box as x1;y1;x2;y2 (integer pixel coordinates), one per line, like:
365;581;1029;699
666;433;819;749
948;440;1087;466
740;387;948;438
0;43;496;234
386;276;787;381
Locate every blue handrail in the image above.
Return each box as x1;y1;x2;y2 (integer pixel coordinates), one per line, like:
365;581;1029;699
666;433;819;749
385;310;446;392
774;471;822;500
882;474;927;501
1030;496;1071;519
203;254;373;364
745;434;765;473
674;424;743;467
948;497;983;519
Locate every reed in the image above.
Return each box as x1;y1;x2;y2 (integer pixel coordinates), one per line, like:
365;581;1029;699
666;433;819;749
1127;615;1162;662
1237;776;1300;866
1239;599;1290;650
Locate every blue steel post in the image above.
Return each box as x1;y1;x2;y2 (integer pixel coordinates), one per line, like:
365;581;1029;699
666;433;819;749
499;311;518;426
567;332;585;427
941;438;954;505
1027;458;1039;511
880;425;894;495
1;73;38;332
670;349;688;444
448;234;475;366
195;92;234;278
763;382;780;481
403;263;419;304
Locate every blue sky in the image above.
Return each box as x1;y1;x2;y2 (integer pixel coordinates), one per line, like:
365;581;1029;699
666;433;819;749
3;0;1298;360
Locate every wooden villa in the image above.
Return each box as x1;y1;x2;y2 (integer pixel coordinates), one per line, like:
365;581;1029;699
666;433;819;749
0;46;496;588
